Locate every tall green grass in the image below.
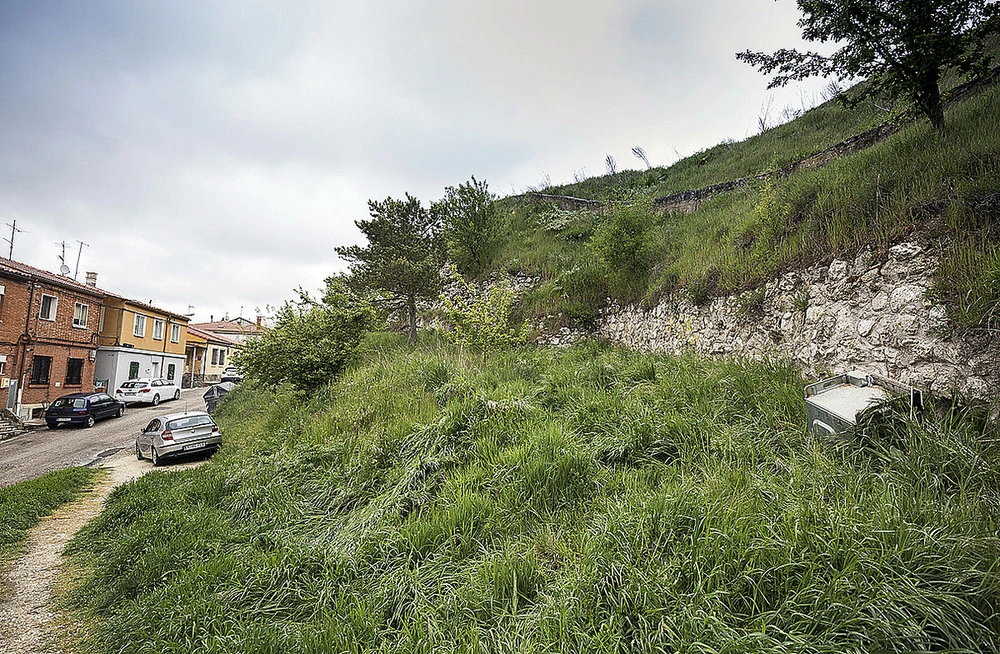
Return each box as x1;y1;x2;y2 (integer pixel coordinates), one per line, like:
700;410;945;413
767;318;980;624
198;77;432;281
66;336;1000;653
501;84;1000;328
1;467;101;571
546;87;889;202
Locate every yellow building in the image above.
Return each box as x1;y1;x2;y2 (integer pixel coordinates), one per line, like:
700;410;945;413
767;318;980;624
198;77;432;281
183;327;208;388
185;325;240;385
94;295;190;391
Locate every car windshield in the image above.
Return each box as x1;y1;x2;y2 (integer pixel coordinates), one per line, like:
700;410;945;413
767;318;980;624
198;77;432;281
51;398;86;408
119;382;146;389
167;415;214;430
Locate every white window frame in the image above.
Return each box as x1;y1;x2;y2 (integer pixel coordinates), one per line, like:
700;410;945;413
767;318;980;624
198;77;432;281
153;318;165;341
39;294;58;321
170;323;181;343
133;314;146;338
73;302;89;329
0;354;7;376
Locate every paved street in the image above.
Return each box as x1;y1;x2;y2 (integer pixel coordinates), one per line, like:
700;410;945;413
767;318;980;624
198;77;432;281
0;388;208;487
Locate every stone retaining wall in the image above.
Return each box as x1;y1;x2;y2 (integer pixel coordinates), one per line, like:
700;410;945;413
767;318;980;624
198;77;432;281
597;242;999;398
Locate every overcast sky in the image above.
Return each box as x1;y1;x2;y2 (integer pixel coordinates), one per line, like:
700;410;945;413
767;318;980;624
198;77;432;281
0;0;831;323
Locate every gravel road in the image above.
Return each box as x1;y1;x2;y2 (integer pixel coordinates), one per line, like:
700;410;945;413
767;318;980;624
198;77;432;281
0;388;208;487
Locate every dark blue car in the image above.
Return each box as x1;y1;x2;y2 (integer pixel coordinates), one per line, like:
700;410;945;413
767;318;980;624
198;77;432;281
44;392;126;429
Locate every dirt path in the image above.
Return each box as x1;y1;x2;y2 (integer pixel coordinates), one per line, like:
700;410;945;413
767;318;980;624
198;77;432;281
0;451;205;653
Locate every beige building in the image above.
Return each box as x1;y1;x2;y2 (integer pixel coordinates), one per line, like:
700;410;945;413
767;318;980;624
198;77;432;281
186;325;240;384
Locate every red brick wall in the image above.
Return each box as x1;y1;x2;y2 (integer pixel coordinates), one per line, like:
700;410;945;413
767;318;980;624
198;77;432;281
22;343;96;405
0;273;103;407
0;275;33;344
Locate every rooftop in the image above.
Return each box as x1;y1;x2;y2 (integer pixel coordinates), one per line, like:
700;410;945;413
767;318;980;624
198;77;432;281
104;293;192;322
190;319;263;334
0;258;105;297
187;325;243;347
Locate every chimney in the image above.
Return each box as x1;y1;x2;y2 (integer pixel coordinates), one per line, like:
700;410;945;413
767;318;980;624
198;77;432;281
85;271;98;287
256;316;262;328
210;314;214;322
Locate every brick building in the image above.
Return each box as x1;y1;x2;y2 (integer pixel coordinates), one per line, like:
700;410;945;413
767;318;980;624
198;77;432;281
0;260;105;420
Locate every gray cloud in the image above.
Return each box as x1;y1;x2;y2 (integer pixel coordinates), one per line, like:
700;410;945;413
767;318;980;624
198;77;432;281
0;0;830;321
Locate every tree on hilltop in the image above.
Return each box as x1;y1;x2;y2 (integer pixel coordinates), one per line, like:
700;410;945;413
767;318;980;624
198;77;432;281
737;0;1000;130
335;194;443;342
431;176;504;277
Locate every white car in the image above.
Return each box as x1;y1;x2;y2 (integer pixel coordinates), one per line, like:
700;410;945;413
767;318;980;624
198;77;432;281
115;378;181;406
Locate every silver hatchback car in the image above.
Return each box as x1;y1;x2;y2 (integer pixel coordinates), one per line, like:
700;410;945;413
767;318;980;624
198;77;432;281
135;411;222;467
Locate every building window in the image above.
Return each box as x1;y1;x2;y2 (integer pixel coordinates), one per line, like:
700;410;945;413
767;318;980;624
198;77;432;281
30;356;51;384
219;349;226;366
167;363;176;381
211;348;218;366
73;303;89;328
66;358;84;385
171;324;181;343
153;318;164;340
0;354;7;376
133;314;146;337
0;284;5;319
128;361;140;379
39;294;58;321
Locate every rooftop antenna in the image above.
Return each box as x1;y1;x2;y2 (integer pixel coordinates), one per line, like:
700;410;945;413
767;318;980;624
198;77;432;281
73;240;89;280
4;220;24;259
56;241;71;276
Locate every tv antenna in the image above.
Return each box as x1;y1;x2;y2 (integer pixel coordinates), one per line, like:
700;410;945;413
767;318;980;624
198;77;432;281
73;240;89;280
4;220;25;259
57;241;71;276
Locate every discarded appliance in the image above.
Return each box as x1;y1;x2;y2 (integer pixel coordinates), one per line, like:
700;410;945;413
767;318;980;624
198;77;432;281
804;370;922;439
202;382;236;414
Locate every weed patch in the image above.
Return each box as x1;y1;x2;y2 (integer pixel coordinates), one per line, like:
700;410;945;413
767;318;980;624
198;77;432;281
65;338;1000;653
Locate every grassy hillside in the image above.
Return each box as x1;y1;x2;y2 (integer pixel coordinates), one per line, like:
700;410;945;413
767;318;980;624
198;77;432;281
66;335;1000;653
546;90;888;202
498;83;1000;331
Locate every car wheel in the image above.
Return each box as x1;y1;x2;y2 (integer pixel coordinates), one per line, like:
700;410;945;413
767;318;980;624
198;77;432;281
46;422;58;430
151;447;162;467
84;414;95;428
135;442;143;460
173;389;180;400
117;406;125;418
152;394;160;406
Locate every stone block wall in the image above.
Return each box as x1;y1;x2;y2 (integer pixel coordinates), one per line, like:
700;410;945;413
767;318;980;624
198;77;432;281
597;242;998;398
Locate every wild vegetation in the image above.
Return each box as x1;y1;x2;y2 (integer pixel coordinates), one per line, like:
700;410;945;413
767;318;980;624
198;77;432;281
496;82;1000;330
0;467;100;574
66;336;1000;653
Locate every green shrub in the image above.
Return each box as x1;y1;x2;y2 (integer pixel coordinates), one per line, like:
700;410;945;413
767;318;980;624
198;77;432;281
441;279;526;360
590;201;654;299
237;285;377;392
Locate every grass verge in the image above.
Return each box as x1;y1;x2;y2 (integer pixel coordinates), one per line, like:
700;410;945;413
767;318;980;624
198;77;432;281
0;467;103;595
65;336;1000;653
